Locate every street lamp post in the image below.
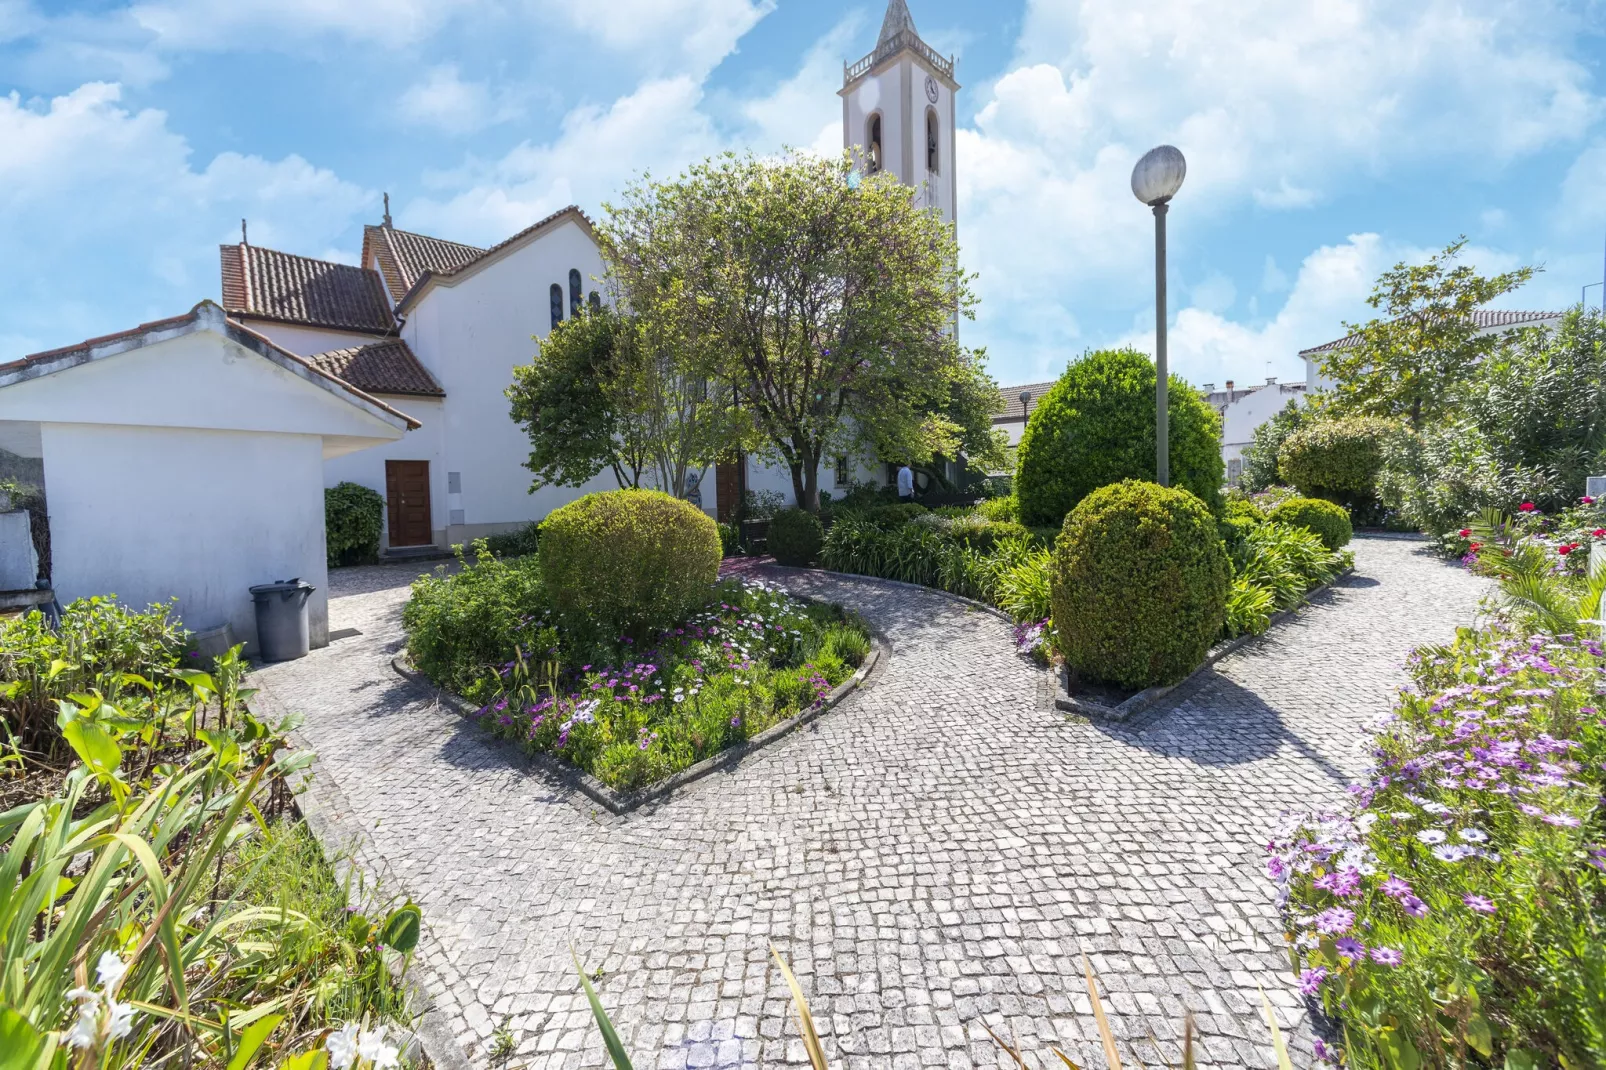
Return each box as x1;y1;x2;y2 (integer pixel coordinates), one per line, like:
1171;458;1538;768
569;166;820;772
1131;145;1187;487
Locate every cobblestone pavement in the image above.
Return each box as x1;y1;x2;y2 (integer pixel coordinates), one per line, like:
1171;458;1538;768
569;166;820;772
252;538;1489;1070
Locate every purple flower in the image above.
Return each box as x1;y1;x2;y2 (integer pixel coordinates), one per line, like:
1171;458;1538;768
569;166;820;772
1400;895;1430;918
1380;875;1413;899
1334;937;1366;960
1315;907;1355;935
1297;967;1328;995
1542;812;1582;827
1462;894;1496;915
1370;946;1403;966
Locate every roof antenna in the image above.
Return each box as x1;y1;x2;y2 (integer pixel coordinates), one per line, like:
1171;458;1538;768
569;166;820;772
383;193;392;228
241;218;248;245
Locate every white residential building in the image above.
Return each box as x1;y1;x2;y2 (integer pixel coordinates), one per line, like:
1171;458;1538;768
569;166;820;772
1198;378;1306;484
1300;309;1566;393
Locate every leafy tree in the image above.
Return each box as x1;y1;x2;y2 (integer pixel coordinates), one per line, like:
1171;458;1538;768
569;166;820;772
507;306;738;496
601;151;992;512
1240;399;1305;492
1321;237;1535;428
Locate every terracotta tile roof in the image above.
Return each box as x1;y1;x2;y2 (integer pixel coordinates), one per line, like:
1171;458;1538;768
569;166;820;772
1299;309;1565;357
1;301;420;430
362;224;486;304
993;380;1057;421
219;243;397;333
305;339;443;398
392;205;598;315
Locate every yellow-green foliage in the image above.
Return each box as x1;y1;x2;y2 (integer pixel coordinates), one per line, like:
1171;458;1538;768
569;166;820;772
1266;496;1353;550
539;489;721;639
1050;480;1230;690
1016;348;1224;528
1278;416;1394;498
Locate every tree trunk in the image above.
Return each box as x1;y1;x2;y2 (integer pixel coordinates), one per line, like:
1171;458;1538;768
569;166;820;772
789;453;823;513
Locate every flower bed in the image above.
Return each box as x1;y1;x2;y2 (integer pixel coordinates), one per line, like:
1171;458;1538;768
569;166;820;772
404;550;872;793
1268;624;1606;1068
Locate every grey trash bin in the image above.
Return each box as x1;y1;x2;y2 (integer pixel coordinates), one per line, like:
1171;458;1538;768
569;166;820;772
249;578;316;662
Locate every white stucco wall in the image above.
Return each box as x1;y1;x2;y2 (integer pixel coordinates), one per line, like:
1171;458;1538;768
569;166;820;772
842;52;957;226
42;422;331;651
323;395;449;548
402;218;619;540
237;320;392;359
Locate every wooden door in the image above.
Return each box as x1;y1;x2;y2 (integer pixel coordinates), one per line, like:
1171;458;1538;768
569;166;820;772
715;457;743;523
385;461;432;547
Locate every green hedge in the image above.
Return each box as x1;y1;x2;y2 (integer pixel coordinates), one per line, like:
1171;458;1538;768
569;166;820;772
769;507;824;566
484;521;540;558
539;489;721;640
1016;348;1224;528
1050;480;1230;690
325;482;384;566
1278;416;1394;500
402;545;549;703
1265;497;1352;550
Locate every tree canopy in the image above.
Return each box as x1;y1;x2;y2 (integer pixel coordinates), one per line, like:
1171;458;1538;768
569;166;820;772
599;150;1002;511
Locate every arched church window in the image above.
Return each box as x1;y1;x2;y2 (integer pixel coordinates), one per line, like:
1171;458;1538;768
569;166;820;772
926;108;940;174
550;283;564;329
588;291;602;312
569;269;582;317
866;113;882;174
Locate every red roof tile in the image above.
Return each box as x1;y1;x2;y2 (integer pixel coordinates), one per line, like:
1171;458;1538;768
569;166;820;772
1299;309;1565;357
993;380;1057;421
392;205;597;315
305;339;443;398
219;243;397;333
362;224;485;303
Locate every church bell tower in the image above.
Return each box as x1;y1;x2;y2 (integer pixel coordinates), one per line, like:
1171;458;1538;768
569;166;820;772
840;0;959;227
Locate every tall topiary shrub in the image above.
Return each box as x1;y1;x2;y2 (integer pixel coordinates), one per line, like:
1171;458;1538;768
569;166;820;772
1265;497;1353;550
1278;416;1394;510
1016;348;1224;528
768;507;824;566
539;489;720;639
325;482;384;566
1050;480;1230;690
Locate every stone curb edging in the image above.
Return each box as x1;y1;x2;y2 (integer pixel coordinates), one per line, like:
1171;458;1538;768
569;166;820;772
390;637;885;816
1054;566;1357;722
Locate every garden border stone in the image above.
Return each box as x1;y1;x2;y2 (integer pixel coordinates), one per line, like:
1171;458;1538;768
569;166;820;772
390;636;885;816
1054;567;1355;721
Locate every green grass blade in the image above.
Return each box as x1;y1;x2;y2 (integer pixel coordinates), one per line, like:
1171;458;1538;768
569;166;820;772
573;952;633;1070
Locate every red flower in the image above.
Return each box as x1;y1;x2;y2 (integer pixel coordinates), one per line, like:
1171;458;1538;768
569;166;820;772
1519;502;1537;512
1559;545;1575;556
1458;529;1472;538
1593;529;1605;538
1468;543;1482;552
1584;496;1597;505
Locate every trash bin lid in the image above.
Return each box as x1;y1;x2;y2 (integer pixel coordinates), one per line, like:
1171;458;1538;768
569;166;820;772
249;578;315;595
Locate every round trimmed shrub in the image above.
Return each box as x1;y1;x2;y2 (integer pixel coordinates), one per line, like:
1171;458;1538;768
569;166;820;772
1278;416;1394;499
1266;497;1353;550
325;481;384;566
539;489;720;639
1016;348;1224;528
1050;480;1230;690
768;507;824;566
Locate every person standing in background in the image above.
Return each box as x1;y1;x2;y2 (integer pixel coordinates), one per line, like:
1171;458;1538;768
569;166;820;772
897;463;915;502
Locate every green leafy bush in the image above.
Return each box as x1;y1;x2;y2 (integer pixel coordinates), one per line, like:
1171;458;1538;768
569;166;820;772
860;502;928;528
768;507;824;566
1049;480;1230;689
976;494;1020;522
1240;400;1306;493
324;481;385;566
1271;623;1606;1068
402;543;551;702
1016;348;1224;528
484;521;540;557
1278;415;1395;507
717;521;740;557
1266;496;1353;550
539;488;721;640
1237;522;1350;611
1223;577;1275;638
947;514;1031;551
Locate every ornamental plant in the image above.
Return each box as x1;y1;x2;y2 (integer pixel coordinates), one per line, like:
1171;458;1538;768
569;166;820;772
539;488;721;641
1016;348;1223;528
1266;496;1354;550
768;507;824;566
324;481;385;566
1050;480;1230;690
1268;624;1606;1068
1278;416;1395;513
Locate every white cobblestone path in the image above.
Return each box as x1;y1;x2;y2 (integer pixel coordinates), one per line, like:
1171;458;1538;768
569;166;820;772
252;537;1489;1070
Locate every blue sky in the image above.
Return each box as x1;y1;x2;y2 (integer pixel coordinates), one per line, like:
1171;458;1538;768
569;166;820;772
2;0;1604;390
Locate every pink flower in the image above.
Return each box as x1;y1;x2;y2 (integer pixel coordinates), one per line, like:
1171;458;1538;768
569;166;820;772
1297;967;1328;995
1370;946;1403;966
1519;502;1536;512
1462;894;1496;914
1458;528;1472;538
1315;907;1355;935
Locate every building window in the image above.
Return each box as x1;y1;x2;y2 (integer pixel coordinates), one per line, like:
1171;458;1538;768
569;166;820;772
866;113;882;174
588;290;602;312
835;456;849;485
549;283;564;329
1227;457;1243;485
926;108;939;174
569;269;582;317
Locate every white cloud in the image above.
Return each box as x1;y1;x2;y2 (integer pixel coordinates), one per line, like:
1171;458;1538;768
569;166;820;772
127;0;466;48
0;82;372;358
1558;139;1606;230
398;64;520;133
738;14;861;158
545;0;774;78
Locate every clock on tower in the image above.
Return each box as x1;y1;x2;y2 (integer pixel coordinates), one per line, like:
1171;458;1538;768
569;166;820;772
839;0;959;229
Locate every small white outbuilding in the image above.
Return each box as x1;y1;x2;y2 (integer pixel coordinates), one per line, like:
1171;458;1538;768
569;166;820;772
0;301;417;652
